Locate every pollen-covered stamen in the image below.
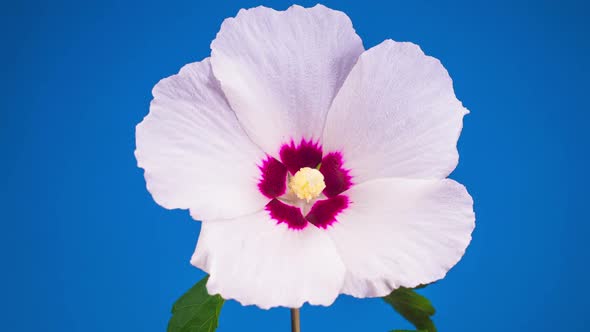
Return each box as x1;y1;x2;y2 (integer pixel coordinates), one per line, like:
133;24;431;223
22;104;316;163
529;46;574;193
289;167;326;202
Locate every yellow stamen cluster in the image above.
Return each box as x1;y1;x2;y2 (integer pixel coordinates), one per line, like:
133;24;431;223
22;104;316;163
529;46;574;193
288;167;326;202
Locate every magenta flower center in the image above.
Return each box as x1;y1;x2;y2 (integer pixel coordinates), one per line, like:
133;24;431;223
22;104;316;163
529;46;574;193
258;139;352;230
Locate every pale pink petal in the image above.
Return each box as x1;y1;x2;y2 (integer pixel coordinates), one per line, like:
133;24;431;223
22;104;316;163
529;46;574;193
191;210;345;309
323;40;468;182
326;178;475;297
210;4;364;157
135;59;267;220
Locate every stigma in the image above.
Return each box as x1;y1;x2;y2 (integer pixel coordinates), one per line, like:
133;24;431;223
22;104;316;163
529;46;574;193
289;167;326;202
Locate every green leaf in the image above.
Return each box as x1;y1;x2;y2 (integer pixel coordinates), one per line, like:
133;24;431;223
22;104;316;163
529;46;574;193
167;276;224;332
383;287;437;332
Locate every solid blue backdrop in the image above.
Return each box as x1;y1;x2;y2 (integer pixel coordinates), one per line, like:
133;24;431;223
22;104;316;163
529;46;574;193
2;0;588;331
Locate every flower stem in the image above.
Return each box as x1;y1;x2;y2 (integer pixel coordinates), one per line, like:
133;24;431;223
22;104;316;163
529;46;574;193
290;308;301;332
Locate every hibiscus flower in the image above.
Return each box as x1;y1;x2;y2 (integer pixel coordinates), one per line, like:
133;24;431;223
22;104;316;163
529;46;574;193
136;4;475;309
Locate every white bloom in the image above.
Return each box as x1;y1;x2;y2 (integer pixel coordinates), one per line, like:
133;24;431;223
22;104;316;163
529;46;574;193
135;4;475;309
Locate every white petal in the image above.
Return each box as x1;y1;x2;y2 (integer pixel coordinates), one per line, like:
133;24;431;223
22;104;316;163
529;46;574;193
191;210;345;309
326;178;475;298
210;4;364;157
135;59;267;220
323;40;468;182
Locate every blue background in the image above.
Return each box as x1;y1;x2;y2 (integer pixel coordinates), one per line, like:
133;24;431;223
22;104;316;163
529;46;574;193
2;0;588;331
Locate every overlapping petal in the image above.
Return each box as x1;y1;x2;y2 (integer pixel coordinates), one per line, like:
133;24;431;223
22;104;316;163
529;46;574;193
191;210;345;309
325;178;475;297
135;59;267;220
323;40;468;183
210;4;364;157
